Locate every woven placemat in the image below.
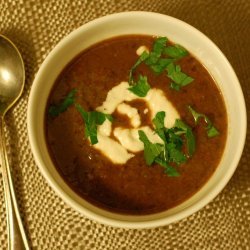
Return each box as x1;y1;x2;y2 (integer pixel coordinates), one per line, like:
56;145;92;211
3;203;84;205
0;0;249;249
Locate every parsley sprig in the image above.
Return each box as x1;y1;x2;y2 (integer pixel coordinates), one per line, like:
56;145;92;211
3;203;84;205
128;75;151;97
128;37;193;94
129;51;149;84
144;37;173;74
48;88;113;145
75;104;113;145
163;44;189;59
49;89;77;117
138;130;164;165
167;63;194;91
139;111;196;176
188;106;219;137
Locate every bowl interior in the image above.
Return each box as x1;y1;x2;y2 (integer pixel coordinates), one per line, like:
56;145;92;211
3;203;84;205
28;11;246;228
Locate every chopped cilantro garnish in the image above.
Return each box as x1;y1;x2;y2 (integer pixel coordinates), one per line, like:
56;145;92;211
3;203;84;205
152;111;165;130
152;111;166;140
75;104;113;145
144;37;174;74
144;37;168;66
164;165;180;177
167;63;194;90
128;75;151;97
207;125;220;138
155;157;180;177
166;142;187;164
128;36;193;91
174;119;195;156
138;130;164;165
163;44;188;59
152;37;168;55
188;105;204;124
49;89;77;117
140;111;196;176
129;51;149;84
188;106;219;137
149;58;173;74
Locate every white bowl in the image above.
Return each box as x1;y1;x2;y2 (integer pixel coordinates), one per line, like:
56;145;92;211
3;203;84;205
27;11;247;229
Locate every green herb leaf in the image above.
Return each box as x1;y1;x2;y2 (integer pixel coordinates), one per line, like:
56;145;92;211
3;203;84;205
152;111;166;141
167;63;194;90
129;37;192;91
105;114;114;122
140;112;196;176
174;119;190;131
150;58;173;74
129;51;149;84
164;165;180;177
164;44;188;59
75;104;113;145
167;129;184;150
152;37;168;55
144;37;168;67
128;75;151;97
186;128;196;156
167;143;187;164
144;52;159;65
207;125;220;138
166;62;175;75
174;119;195;157
155;156;180;176
138;130;164;165
187;105;203;124
152;111;165;130
170;82;181;91
49;89;77;117
188;105;220;138
144;37;172;73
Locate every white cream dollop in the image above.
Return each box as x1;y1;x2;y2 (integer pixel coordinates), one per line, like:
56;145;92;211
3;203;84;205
93;134;134;164
113;126;162;153
117;103;141;128
93;81;180;164
136;45;149;56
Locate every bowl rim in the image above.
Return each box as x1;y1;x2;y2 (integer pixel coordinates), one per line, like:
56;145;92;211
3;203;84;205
27;11;247;229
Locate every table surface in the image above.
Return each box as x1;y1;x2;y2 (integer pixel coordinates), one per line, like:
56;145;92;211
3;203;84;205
0;0;249;249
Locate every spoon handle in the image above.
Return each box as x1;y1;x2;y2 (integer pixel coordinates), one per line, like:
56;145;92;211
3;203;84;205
0;118;30;250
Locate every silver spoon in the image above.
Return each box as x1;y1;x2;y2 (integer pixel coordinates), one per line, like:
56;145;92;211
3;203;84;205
0;34;30;250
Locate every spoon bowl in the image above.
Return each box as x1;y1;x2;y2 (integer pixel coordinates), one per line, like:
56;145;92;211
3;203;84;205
0;35;25;115
0;34;29;250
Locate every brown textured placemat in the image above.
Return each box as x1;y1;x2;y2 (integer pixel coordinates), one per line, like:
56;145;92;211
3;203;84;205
0;0;249;249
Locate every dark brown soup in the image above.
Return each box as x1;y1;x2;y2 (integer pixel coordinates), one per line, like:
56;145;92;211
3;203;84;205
45;35;227;215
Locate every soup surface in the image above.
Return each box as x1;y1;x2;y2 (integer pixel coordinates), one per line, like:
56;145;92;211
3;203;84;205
45;35;227;215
